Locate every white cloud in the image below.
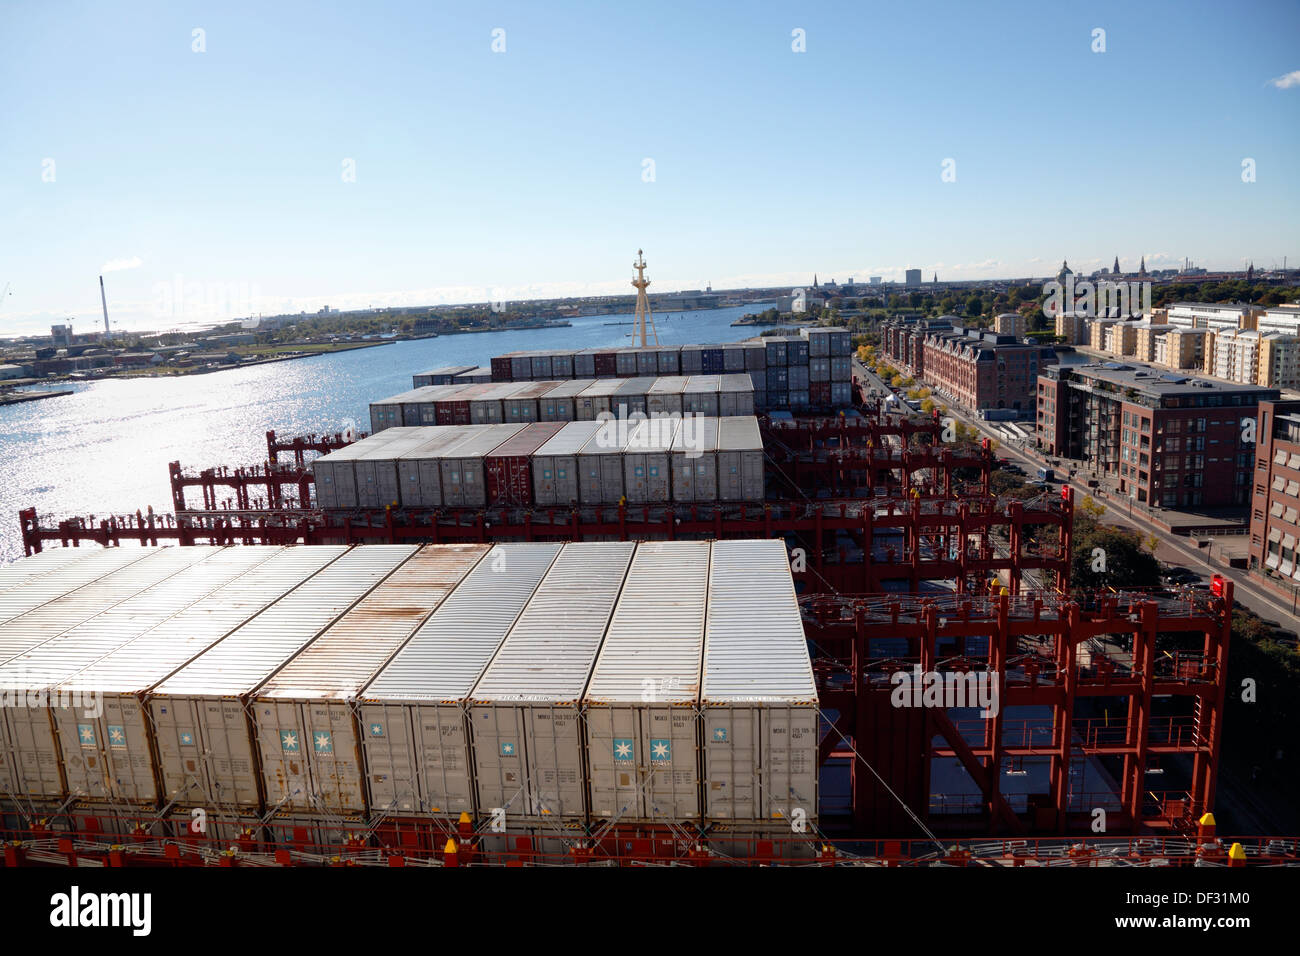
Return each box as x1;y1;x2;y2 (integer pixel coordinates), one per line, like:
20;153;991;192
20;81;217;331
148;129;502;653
101;256;143;273
1268;69;1300;89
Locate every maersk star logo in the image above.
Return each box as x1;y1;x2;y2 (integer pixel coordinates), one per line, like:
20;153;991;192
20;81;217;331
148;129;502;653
650;739;671;762
107;725;126;748
500;741;516;756
179;732;194;747
713;727;728;743
281;730;300;753
369;722;384;737
77;724;96;748
313;731;333;754
613;739;634;761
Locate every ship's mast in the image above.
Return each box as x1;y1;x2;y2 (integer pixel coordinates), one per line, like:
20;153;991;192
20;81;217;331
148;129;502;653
631;249;658;347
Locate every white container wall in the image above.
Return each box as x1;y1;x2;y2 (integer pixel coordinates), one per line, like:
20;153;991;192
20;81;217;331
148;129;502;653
701;540;818;826
253;545;490;814
577;418;631;504
149;546;418;809
531;420;601;507
584;541;708;823
623;417;680;504
670;417;719;503
394;426;478;509
470;542;634;820
359;544;563;816
716;416;765;502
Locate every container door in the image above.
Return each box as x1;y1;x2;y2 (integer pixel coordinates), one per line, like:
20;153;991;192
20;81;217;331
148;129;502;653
585;704;642;820
255;699;312;809
413;703;475;815
703;705;761;821
525;705;585;818
202;696;262;809
150;697;209;804
359;703;419;814
642;705;700;821
601;454;624;505
471;704;530;818
305;701;365;813
764;705;818;824
5;706;63;799
440;460;463;509
674;452;694;502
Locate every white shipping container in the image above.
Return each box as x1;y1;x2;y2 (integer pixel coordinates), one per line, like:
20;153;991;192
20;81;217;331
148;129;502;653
701;540;817;825
623;417;680;504
0;547;161;633
577;417;632;504
2;547;276;802
394;426;479;509
584;541;708;822
312;428;406;510
646;376;687;417
359;543;564;816
719;374;756;417
613;376;657;417
716;417;765;502
48;547;348;806
357;430;437;509
538;380;590;422
683;376;721;416
575;379;624;421
470;542;634;820
439;424;525;508
149;545;418;809
670;417;719;503
253;545;490;813
532;420;602;507
0;547;99;594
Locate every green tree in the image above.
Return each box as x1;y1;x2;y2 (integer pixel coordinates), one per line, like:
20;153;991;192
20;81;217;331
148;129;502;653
965;295;983;317
1070;524;1161;596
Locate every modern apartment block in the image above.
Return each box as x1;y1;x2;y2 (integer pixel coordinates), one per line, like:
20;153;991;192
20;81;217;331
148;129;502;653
1248;400;1300;578
992;312;1026;337
1152;327;1211;370
921;327;1057;418
1210;328;1261;383
1054;312;1089;345
1036;362;1277;507
1166;301;1263;331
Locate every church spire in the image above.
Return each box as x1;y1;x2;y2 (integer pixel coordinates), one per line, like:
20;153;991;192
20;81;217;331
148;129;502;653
1139;256;1147;276
1113;255;1121;275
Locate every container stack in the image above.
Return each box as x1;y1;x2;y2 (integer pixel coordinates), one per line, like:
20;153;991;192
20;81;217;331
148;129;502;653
313;416;766;509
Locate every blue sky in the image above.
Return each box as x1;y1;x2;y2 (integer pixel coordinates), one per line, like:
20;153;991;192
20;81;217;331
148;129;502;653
1;0;1297;333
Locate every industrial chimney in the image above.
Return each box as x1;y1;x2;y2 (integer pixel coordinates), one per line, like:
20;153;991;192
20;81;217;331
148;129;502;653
99;274;110;337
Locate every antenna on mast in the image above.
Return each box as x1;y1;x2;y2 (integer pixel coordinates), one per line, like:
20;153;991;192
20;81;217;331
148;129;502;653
99;275;111;338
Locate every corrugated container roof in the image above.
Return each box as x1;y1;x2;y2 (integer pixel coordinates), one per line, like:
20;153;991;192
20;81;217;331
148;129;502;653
534;420;603;456
258;545;490;700
701;540;816;703
362;543;563;702
584;541;708;704
579;419;634;456
472;542;635;703
579;379;626;398
0;547;276;690
440;423;526;458
151;545;418;697
616;376;658;395
488;421;565;458
717;416;763;450
394;426;481;460
540;380;593;398
672;416;720;453
361;429;439;459
0;547;98;593
54;547;349;695
0;547;163;628
315;429;408;464
372;385;463;406
720;373;756;392
506;380;564;400
0;547;218;665
417;365;477;377
441;382;498;401
478;381;534;401
625;416;681;453
684;375;722;392
647;376;689;395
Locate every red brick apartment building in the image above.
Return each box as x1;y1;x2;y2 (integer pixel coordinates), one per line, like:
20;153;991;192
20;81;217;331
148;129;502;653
1248;400;1300;578
920;327;1056;418
1038;362;1277;508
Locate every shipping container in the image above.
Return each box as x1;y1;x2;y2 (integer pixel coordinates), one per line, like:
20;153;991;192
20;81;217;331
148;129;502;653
531;420;602;507
766;366;789;392
551;352;574;379
0;546;271;802
828;327;852;356
470;542;635;820
742;342;767;371
766;389;788;410
615;349;640;377
788;364;810;392
802;327;830;357
313;428;406;510
47;547;348;806
612;376;656;417
573;349;597;379
670;416;719;503
434;382;497;426
149;546;419;809
452;367;494;384
490;356;513;382
368;385;462;432
635;349;658;376
830;355;852;381
356;429;438;510
253;545;490;813
765;339;788;367
656;347;681;375
0;546;130;605
439;424;526;509
394;426;479;509
471;382;532;424
679;345;704;375
683;375;721;416
646;376;687;417
716;417;765;502
510;354;533;381
789;389;810;410
623;417;681;504
810;381;832;407
485;422;566;506
530;354;553;380
701;540;817;825
830;381;853;407
413;365;477;388
809;357;831;382
502;380;560;424
701;347;725;374
537;379;590;422
577;418;632;504
592;350;617;377
719;374;756;417
722;344;746;372
360;543;563;816
584;541;708;823
575;379;624;421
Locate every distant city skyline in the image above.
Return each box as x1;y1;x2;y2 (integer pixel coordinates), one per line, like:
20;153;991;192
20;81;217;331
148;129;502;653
2;0;1297;333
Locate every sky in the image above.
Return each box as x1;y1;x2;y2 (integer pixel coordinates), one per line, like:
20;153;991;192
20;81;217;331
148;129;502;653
1;0;1298;334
